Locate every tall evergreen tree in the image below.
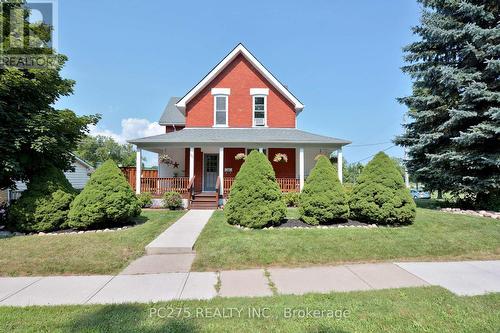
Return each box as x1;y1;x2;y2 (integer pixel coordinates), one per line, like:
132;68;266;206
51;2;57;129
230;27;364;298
395;0;499;202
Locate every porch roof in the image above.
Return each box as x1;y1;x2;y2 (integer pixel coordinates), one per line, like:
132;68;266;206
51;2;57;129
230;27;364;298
128;128;351;149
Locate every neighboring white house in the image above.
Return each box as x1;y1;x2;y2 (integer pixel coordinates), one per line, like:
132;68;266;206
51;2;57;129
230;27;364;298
6;155;94;202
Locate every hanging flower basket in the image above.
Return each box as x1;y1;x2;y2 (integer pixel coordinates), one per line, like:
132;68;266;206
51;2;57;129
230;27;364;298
159;154;179;168
235;153;246;161
273;153;288;163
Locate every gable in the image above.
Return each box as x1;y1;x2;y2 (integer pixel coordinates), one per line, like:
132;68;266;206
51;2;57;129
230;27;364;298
175;44;304;113
185;54;297;128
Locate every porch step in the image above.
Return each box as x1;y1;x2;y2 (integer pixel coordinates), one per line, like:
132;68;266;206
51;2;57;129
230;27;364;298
190;202;218;209
190;192;218;209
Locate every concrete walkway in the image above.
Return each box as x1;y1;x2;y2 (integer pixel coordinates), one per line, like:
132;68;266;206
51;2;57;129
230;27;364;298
145;209;214;255
1;261;499;306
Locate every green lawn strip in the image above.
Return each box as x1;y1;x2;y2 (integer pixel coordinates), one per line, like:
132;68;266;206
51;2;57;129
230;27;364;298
0;210;185;276
193;208;500;271
0;287;498;332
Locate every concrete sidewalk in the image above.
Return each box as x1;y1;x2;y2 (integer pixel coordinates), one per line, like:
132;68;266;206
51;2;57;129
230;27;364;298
145;209;213;254
1;261;499;306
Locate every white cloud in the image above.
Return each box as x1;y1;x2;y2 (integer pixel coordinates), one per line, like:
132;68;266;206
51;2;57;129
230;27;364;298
89;118;164;144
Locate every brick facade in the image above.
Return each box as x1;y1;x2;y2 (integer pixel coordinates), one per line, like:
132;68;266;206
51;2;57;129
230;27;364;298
185;54;296;128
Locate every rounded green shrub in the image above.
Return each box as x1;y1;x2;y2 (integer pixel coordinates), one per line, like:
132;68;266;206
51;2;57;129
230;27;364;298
349;152;416;225
163;191;183;209
282;192;300;207
68;160;141;229
298;155;349;225
225;150;286;228
7;165;76;232
137;192;153;208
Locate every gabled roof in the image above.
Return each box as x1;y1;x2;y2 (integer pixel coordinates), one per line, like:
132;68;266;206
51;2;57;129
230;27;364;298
175;43;305;113
71;153;95;170
159;97;185;125
129;128;350;148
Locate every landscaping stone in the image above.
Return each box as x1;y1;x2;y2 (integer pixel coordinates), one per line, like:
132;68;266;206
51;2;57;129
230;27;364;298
219;269;273;297
440;207;500;219
0;231;12;237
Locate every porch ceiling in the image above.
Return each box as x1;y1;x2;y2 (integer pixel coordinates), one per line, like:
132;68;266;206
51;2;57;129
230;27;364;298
128;128;351;150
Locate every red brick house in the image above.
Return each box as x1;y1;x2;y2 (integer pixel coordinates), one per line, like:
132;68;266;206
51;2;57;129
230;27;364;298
129;44;350;208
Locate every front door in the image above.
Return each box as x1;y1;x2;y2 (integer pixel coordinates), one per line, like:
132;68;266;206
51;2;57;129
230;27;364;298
203;154;218;192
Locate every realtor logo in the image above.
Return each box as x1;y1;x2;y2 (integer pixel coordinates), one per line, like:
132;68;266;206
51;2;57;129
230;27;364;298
0;0;58;68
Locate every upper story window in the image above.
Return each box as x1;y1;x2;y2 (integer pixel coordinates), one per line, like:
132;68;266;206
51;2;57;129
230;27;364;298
253;96;266;127
250;88;269;127
212;88;230;127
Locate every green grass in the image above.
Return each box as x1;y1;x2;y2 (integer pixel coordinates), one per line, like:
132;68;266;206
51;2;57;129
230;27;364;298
193;208;500;271
0;210;185;276
0;287;499;332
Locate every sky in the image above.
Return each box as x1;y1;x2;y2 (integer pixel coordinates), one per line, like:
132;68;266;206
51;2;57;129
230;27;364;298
54;0;422;166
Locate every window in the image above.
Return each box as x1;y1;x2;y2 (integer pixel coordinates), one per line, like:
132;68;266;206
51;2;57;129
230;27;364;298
214;95;228;126
253;95;266;127
247;148;267;155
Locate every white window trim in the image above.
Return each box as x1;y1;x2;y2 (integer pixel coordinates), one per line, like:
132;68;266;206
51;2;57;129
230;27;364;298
211;88;231;96
252;95;267;127
250;88;269;96
213;95;229;127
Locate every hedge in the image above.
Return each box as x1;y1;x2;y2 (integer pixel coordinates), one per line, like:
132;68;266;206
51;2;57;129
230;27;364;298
8;164;76;232
349;152;416;225
67;160;141;229
299;155;349;225
225;150;286;228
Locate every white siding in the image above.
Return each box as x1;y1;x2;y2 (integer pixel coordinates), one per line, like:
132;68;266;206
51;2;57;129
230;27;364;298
158;148;186;178
64;162;92;189
295;148;335;178
11;161;93;197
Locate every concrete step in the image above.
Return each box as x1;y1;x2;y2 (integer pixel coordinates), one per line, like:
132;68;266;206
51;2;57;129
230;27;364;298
145;210;214;254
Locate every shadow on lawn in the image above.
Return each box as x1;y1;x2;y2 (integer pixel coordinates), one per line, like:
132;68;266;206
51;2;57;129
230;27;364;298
65;304;199;333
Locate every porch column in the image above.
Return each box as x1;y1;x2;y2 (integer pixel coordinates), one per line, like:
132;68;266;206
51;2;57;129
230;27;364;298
189;147;194;180
219;147;224;195
337;148;343;184
258;147;263;153
135;148;142;194
299;147;305;191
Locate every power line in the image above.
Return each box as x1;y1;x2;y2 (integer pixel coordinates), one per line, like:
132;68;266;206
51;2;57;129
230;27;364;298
345;141;392;148
352;145;397;163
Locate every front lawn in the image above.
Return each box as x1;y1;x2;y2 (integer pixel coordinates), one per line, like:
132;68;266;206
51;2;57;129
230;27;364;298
0;210;185;276
193;208;500;271
1;287;499;332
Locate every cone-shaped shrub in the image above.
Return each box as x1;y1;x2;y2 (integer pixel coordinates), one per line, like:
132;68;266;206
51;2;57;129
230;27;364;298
349;152;416;225
8;164;76;232
68;160;141;229
299;155;349;225
225;150;286;228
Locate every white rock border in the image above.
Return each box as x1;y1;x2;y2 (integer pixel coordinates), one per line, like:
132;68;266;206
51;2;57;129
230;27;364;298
233;224;378;230
440;208;500;219
0;225;133;238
